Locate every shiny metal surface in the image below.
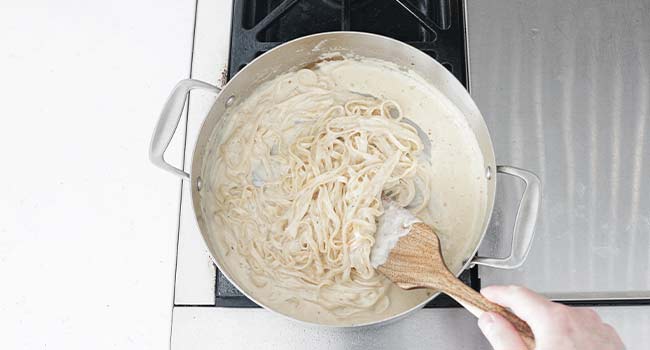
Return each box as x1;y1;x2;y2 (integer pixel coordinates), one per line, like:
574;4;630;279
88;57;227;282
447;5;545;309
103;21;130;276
473;166;541;269
469;0;650;297
150;79;220;180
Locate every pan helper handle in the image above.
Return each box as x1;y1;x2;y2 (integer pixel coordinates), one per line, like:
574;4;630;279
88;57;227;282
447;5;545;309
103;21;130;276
472;166;541;269
149;79;221;179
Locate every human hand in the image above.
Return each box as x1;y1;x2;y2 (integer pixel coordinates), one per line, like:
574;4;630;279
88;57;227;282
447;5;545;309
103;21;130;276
477;285;624;350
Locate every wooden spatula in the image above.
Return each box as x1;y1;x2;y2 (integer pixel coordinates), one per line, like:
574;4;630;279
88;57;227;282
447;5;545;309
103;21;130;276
372;201;535;349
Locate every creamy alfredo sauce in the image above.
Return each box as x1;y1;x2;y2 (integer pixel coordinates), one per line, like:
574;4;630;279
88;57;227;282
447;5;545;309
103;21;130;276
201;57;487;326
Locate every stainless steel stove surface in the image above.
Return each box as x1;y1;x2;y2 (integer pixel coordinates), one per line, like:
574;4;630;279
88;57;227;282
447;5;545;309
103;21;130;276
471;1;650;301
170;0;650;348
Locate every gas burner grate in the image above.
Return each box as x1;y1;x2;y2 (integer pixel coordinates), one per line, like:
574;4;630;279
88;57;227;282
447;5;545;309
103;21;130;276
228;0;467;85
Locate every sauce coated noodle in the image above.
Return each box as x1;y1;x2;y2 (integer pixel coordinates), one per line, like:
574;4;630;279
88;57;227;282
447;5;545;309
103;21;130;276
206;68;433;318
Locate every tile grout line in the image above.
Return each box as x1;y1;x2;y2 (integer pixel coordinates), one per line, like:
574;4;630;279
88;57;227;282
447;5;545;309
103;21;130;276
169;0;200;348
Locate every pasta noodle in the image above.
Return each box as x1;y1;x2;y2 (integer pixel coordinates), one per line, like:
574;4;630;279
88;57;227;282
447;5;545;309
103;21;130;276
205;67;433;318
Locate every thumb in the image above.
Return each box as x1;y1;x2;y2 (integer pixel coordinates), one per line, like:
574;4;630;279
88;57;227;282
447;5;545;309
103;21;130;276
478;312;528;350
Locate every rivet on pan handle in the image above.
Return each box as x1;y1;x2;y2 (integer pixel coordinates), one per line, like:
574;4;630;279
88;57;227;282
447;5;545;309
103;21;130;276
472;166;542;269
149;79;221;180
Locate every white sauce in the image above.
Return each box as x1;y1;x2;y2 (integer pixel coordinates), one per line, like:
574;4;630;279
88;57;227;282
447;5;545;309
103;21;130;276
202;56;488;326
370;200;421;268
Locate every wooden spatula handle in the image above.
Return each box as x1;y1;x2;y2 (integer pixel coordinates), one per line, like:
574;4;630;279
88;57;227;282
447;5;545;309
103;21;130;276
376;221;535;348
436;276;535;349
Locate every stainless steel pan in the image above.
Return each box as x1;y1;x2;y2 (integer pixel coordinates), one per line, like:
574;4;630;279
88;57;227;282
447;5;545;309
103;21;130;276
150;32;541;327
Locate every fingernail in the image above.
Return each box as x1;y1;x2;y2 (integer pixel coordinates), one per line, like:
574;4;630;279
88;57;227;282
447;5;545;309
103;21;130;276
478;313;495;333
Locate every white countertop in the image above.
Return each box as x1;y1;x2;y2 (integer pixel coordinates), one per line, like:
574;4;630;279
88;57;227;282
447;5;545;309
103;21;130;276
0;0;195;348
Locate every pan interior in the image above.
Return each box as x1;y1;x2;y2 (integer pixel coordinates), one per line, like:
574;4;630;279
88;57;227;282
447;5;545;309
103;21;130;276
198;50;489;326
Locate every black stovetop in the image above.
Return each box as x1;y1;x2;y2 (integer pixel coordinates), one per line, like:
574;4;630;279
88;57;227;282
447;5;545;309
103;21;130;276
228;0;467;84
217;0;477;308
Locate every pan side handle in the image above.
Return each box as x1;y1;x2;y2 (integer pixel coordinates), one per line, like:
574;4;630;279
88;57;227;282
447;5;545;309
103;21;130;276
149;79;220;180
472;166;542;269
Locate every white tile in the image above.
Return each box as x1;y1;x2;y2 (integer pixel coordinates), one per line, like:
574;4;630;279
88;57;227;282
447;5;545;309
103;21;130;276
171;306;650;349
171;307;490;350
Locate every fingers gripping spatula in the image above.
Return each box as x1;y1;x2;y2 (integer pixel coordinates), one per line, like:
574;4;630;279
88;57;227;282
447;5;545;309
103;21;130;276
372;199;535;349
